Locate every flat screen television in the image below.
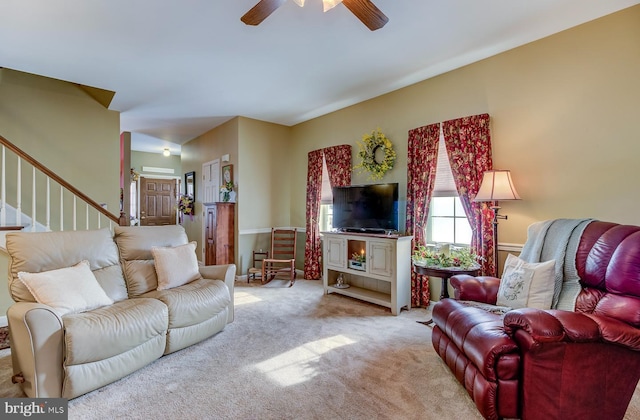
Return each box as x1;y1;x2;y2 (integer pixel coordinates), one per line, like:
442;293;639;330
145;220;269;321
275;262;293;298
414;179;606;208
332;183;399;233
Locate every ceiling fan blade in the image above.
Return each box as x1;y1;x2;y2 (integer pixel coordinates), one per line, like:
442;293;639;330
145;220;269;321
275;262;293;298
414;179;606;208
241;0;287;26
342;0;388;31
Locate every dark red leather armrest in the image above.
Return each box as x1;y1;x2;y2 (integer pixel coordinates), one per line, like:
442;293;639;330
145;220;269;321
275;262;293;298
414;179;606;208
504;309;598;345
503;308;640;351
450;275;500;304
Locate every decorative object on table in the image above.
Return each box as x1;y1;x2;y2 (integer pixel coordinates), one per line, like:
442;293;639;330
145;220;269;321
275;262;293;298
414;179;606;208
220;164;234;202
334;273;350;289
473;169;521;273
184;171;195;199
220;182;234;202
178;194;195;221
353;128;396;180
348;250;366;271
412;244;482;270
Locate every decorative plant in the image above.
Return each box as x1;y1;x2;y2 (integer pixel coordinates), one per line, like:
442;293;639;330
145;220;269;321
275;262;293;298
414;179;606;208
353;128;396;180
412;245;482;269
220;182;234;202
351;251;366;263
178;195;195;220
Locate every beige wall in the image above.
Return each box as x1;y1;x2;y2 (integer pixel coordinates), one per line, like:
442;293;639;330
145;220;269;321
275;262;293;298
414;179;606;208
290;6;640;248
0;69;120;211
182;116;296;274
181;118;239;260
238;117;293;230
0;68;121;315
288;6;640;298
1;6;637;314
131;151;181;179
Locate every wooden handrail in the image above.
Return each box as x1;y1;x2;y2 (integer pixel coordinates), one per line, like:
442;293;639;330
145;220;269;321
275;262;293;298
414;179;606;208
0;133;122;225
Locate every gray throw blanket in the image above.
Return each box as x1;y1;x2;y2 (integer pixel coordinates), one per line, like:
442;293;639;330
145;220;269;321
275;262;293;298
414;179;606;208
519;218;593;310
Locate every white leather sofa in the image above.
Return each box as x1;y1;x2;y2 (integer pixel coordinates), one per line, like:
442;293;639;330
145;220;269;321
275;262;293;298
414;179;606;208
5;225;234;399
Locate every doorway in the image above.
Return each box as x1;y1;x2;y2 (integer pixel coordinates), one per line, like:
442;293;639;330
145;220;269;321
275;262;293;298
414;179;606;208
139;177;178;225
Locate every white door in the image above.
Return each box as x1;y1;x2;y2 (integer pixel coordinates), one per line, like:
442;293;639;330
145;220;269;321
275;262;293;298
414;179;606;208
202;159;220;204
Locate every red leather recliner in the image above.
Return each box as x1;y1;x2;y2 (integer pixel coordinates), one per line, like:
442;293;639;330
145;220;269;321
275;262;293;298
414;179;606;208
431;221;640;420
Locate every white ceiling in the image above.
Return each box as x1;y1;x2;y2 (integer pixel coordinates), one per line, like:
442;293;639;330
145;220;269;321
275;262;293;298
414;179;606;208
2;0;638;155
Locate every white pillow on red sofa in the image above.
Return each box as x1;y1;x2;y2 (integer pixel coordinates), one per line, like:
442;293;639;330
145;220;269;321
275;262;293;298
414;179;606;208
152;241;201;290
18;260;114;317
496;254;556;310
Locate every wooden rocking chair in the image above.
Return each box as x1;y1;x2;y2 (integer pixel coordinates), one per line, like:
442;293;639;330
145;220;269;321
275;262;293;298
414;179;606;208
261;228;297;287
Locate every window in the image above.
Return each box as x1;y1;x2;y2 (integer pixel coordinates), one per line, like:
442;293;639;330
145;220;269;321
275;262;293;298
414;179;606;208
425;127;472;246
426;197;471;245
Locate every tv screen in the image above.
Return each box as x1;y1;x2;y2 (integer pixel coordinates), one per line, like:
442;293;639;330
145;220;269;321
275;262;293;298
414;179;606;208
332;183;399;233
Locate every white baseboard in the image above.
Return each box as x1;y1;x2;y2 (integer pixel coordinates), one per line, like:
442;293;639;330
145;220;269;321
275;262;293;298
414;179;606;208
0;316;7;328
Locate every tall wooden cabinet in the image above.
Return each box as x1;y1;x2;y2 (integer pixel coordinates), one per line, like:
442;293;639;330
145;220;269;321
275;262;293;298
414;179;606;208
203;202;234;265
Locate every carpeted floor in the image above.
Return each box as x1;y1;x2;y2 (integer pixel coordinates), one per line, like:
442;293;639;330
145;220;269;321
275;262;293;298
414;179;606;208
1;279;639;419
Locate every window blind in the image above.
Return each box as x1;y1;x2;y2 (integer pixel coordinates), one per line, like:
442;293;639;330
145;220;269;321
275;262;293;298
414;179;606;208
433;127;458;197
320;156;333;204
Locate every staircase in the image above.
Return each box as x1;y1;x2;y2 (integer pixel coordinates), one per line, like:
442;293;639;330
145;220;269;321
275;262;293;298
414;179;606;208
0;133;125;249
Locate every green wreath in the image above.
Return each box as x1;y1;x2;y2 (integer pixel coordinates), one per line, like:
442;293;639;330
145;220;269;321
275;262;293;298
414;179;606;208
353;129;396;180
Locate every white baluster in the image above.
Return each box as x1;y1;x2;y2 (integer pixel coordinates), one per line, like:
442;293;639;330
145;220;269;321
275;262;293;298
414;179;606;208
60;186;64;231
97;212;101;229
31;167;36;231
73;196;77;231
86;203;89;230
1;146;6;226
46;177;50;231
16;158;22;226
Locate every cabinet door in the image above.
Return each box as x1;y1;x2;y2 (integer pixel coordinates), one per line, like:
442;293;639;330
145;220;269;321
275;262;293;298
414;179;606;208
326;237;346;268
216;203;234;264
369;240;393;278
205;205;216;265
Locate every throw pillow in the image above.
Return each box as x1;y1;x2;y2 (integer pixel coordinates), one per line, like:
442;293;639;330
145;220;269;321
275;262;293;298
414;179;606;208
152;241;201;290
497;254;556;310
18;260;114;317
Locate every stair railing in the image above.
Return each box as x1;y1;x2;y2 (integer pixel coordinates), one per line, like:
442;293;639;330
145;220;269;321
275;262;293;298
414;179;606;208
0;133;125;233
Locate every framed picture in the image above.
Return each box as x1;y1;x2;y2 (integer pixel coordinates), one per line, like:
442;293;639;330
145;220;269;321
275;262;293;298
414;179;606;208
222;164;233;185
185;171;195;199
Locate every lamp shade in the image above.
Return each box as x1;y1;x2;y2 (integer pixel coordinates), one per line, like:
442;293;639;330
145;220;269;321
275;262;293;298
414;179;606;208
474;170;521;202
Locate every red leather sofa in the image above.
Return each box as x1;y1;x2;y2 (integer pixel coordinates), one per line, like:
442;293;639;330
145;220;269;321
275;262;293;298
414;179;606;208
431;221;640;420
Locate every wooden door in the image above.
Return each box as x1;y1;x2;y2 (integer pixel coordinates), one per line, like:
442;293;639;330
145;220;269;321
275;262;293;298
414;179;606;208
140;177;177;226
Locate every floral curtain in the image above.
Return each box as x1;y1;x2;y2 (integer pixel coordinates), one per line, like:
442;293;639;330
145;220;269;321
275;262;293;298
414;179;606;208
443;113;495;276
304;145;352;280
406;123;440;307
323;145;352;189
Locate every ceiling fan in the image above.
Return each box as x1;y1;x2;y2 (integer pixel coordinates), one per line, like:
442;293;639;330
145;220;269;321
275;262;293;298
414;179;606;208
241;0;388;31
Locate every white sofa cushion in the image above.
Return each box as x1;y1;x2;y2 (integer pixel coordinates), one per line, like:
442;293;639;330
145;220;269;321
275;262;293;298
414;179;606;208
497;254;556;310
18;260;114;316
152;241;201;290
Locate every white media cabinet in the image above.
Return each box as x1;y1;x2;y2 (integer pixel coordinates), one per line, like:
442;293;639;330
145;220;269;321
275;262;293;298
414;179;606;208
322;231;413;315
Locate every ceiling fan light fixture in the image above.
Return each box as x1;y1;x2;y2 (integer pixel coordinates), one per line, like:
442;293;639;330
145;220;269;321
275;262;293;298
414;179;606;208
323;0;343;12
292;0;305;7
